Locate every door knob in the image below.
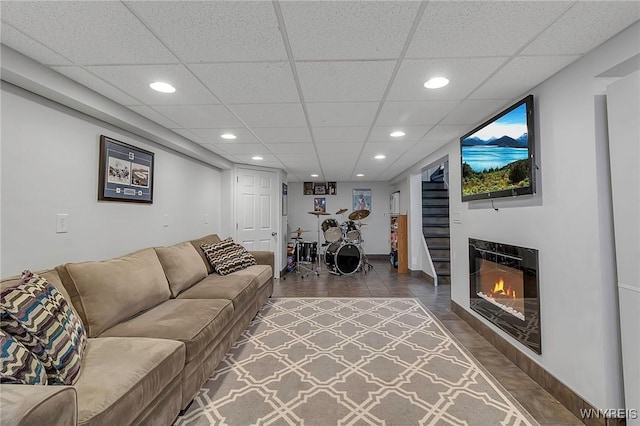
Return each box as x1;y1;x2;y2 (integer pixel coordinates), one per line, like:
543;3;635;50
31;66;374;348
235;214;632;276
272;232;277;237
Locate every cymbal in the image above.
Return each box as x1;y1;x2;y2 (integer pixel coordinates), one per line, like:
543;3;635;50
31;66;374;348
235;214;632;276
308;211;330;216
335;208;348;215
349;209;370;220
291;228;310;234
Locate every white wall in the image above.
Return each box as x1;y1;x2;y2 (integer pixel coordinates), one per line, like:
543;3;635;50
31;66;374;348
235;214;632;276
390;22;640;412
286;181;391;255
1;83;223;277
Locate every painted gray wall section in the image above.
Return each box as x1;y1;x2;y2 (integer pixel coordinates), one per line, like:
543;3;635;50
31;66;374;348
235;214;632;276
286;181;391;255
607;70;640;424
388;21;640;412
1;83;222;277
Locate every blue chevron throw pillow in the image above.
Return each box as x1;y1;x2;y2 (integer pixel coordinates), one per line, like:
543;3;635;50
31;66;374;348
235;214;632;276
1;271;87;385
0;329;47;385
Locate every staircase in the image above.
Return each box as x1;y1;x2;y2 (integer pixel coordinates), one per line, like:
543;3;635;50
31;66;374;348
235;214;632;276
422;181;451;285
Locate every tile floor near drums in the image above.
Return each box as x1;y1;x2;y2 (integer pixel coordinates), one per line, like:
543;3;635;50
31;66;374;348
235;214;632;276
275;259;583;426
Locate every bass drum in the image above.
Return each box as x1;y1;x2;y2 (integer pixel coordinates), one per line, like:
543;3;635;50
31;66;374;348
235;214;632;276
325;242;361;275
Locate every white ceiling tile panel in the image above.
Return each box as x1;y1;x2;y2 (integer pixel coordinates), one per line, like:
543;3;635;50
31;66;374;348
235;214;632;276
251;127;312;144
387;57;507;101
312;127;370;143
319;152;361;166
51;66;143;106
421;125;471;144
377;100;459;126
306;102;379;127
228;104;307;128
316;141;364;155
359;141;416;162
440;100;513;125
127;106;182;129
470;55;580;100
266;143;316;155
87;64;220;105
189;62;299;104
126;1;287;62
522;2;640;55
189;128;260;145
1;1;178;65
296;61;396;102
281;1;422;60
369;126;432;142
198;143;233;158
407;1;573;58
213;143;270;156
152;105;243;129
1;23;72;66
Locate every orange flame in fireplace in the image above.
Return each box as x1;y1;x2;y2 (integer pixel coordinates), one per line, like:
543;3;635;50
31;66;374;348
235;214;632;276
491;278;516;299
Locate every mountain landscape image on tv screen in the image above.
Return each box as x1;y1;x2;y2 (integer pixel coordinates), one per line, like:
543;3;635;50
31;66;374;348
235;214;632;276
461;99;532;199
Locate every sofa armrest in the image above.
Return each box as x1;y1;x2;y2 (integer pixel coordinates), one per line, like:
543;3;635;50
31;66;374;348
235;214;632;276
0;384;77;426
250;251;274;275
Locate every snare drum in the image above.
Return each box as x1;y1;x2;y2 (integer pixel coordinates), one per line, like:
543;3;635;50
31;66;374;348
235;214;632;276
341;220;360;242
322;218;341;243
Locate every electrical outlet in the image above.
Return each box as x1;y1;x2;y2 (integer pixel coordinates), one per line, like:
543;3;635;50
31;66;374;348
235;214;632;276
56;214;69;233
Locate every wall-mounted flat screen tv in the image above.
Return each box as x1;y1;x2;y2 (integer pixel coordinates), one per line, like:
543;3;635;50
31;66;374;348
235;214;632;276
461;95;536;202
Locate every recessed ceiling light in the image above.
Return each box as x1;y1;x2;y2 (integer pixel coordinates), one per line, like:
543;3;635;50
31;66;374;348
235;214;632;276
356;173;365;177
390;131;405;138
251;156;263;161
424;77;449;89
220;133;236;140
374;154;386;160
149;81;176;93
311;174;319;177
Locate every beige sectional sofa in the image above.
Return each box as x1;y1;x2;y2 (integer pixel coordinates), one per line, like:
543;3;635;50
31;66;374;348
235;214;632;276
0;234;274;426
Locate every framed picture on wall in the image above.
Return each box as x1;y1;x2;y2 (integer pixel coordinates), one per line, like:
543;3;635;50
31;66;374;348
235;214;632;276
98;135;154;203
314;183;326;195
303;182;313;195
313;197;326;213
327;181;337;195
352;188;371;212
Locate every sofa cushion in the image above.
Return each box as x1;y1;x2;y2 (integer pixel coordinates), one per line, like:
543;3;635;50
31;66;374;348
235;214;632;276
0;384;77;426
1;271;87;385
202;238;257;276
99;299;233;364
190;234;222;274
0;329;47;385
225;264;273;290
176;272;258;310
73;337;184;426
155;242;208;297
58;248;171;337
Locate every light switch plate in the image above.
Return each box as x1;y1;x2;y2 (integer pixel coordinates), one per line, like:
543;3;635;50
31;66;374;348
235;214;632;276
56;214;69;233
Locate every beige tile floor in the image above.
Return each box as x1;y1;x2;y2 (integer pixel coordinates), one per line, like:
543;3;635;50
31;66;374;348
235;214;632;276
274;258;583;426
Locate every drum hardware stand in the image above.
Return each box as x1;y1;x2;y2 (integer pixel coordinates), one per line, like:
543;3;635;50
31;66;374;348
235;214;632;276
308;210;330;275
293;238;315;278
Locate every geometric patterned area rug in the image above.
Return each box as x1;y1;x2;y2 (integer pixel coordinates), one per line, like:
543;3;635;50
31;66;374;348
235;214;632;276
176;298;539;426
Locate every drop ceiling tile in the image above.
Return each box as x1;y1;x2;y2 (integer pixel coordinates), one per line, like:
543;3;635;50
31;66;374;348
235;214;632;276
387;57;507;101
189;62;299;104
377;100;458;126
359;141;416;162
421;125;470;144
252;127;312;144
128;106;181;129
267;143;316;155
172;128;206;144
407;1;572;58
319;152;361;166
316;141;364;154
440;100;512;125
127;1;286;62
1;1;177;64
189;128;260;144
312;127;369;143
1;23;72;66
228;104;307;127
281;1;421;60
199;143;234;158
87;64;219;105
152;105;243;129
470;55;580;100
213;143;269;156
297;61;395;102
369;125;432;142
51;66;143;106
522;2;640;55
306;102;379;127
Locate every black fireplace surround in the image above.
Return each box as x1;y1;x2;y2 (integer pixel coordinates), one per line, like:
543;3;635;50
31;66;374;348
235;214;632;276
469;238;541;354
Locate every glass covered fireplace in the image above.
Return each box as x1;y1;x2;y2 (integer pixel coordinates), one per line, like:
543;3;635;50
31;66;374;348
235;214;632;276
469;238;541;354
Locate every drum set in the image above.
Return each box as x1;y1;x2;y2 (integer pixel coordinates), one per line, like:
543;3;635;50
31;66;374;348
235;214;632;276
286;208;372;278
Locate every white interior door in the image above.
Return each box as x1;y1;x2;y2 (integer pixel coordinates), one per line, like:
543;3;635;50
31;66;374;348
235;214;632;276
235;167;280;276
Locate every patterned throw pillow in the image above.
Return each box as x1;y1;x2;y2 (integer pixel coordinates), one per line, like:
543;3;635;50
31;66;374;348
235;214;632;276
0;329;47;385
201;238;257;276
1;271;87;385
